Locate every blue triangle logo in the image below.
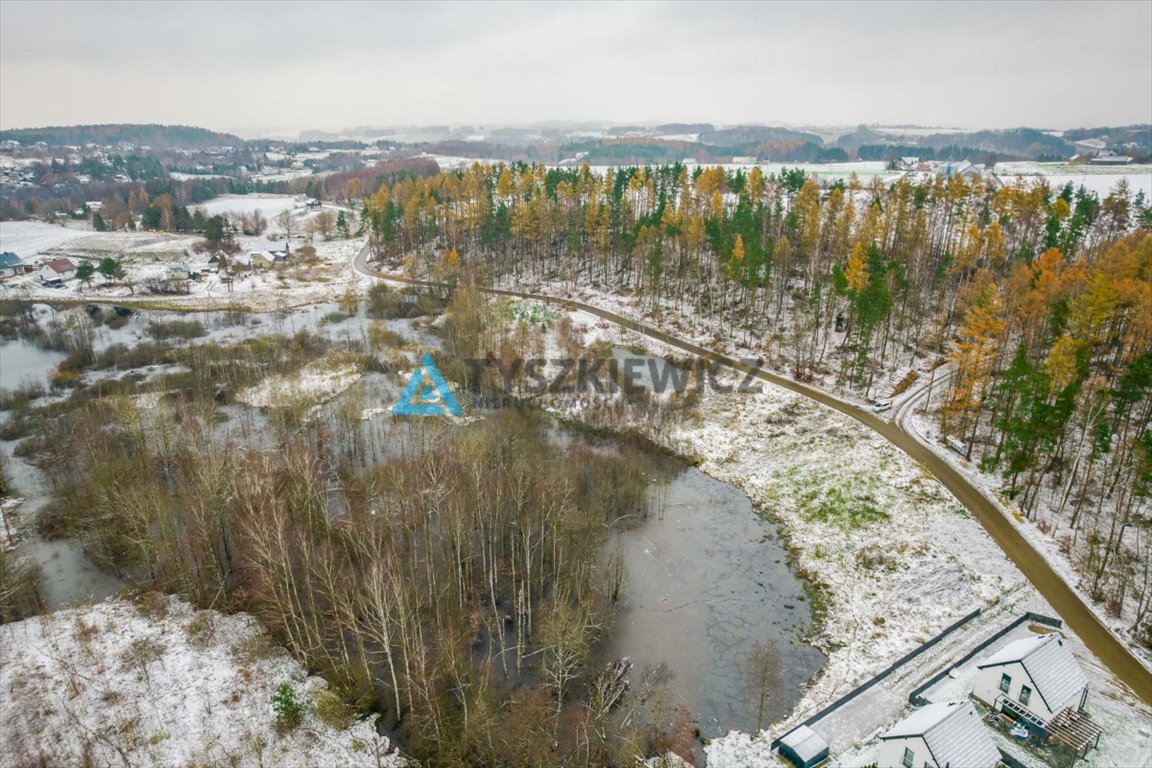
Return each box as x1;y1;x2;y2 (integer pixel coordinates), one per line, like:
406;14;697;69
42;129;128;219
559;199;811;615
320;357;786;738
393;353;464;416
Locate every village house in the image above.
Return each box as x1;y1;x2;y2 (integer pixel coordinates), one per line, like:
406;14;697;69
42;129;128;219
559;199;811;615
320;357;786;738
0;251;28;279
973;632;1102;758
876;701;1000;768
38;257;77;284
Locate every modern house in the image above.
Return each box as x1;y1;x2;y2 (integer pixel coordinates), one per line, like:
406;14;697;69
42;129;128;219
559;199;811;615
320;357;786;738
973;633;1101;757
778;725;830;768
876;701;1000;768
38;257;77;284
0;251;28;279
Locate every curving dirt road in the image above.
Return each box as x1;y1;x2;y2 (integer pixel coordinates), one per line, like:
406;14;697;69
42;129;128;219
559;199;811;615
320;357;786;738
353;247;1152;705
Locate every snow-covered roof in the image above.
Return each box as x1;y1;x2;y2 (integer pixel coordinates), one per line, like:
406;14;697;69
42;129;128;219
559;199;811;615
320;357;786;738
978;633;1087;713
779;725;828;763
881;701;1000;768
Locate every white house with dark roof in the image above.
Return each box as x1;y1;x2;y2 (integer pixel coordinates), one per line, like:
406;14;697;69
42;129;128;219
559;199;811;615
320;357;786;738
38;257;77;283
972;632;1088;727
876;700;1000;768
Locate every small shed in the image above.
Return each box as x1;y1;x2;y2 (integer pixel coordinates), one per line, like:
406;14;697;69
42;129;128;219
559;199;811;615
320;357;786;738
778;725;829;768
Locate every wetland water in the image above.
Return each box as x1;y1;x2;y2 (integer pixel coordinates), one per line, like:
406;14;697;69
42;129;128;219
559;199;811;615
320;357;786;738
0;301;824;737
601;462;825;738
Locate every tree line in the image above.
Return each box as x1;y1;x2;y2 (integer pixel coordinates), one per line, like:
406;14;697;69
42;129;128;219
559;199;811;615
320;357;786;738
362;161;1152;645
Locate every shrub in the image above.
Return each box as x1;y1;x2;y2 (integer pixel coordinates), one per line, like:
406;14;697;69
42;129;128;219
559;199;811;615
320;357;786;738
146;319;206;341
273;682;304;731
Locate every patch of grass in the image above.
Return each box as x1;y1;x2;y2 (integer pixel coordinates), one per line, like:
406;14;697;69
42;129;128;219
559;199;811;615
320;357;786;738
797;484;889;528
184;610;216;648
231;630;282;664
134;590;170;618
145;319;206;341
311;687;357;730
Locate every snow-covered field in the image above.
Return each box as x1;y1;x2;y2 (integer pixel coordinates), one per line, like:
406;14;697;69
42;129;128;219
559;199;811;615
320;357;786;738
994;162;1152;199
2;231;368;312
194;193;301;218
0;221;91;259
0;597;404;767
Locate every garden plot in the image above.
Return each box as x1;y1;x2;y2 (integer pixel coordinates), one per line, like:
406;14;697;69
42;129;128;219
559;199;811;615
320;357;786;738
0;597;404;767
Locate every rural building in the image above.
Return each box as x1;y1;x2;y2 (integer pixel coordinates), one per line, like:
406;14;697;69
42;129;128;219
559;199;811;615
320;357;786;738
305;198;322;209
1089;151;1133;166
38;257;77;283
0;251;28;279
876;701;999;768
973;632;1102;757
778;725;829;768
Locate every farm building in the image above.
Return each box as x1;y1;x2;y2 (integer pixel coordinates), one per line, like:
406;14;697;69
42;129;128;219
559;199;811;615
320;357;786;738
876;700;999;768
778;725;829;768
0;251;28;279
38;257;77;283
973;632;1102;757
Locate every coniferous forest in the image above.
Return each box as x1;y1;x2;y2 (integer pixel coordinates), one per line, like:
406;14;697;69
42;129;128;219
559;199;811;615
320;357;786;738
363;163;1152;640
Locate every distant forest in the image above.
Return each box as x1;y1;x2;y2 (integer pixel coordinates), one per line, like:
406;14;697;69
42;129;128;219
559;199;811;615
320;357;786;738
0;123;242;149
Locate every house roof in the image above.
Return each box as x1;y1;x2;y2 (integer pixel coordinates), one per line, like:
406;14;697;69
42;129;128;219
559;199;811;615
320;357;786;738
0;251;24;268
42;257;76;273
881;701;1000;768
779;725;828;763
978;633;1087;713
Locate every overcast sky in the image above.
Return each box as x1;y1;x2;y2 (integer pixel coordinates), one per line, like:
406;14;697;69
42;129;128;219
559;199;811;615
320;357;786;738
2;0;1150;136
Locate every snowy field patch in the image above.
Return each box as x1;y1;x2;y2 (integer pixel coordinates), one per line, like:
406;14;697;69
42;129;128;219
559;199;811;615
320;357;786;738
0;221;91;259
194;194;300;218
0;597;404;767
235;355;362;409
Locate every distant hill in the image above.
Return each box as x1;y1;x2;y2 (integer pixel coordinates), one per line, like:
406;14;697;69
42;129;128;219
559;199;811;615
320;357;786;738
0;124;243;149
698;125;824;147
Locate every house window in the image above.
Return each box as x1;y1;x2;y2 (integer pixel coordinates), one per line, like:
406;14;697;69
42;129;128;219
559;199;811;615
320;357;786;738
999;673;1012;693
1020;685;1032;706
902;747;915;768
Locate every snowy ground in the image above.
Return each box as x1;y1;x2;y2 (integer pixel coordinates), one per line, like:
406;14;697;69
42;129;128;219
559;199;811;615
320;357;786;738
236;353;362;409
906;409;1151;664
0;220;92;260
1;229;370;312
0;596;404;767
193;193;301;218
